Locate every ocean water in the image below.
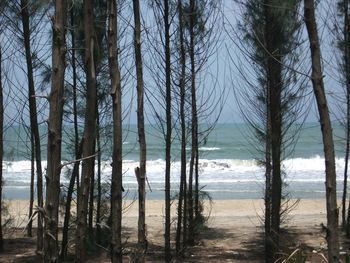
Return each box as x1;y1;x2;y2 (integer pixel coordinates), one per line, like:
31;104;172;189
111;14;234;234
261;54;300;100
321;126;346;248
1;123;347;200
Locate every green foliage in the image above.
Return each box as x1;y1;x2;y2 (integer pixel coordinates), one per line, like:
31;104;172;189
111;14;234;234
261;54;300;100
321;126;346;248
193;189;212;235
240;0;302;65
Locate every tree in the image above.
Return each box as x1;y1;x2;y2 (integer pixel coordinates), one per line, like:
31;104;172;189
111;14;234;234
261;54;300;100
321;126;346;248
60;2;81;259
19;0;45;249
163;0;173;260
175;0;188;255
0;44;3;254
75;0;97;261
107;0;123;261
133;0;147;255
232;0;304;260
334;0;350;231
304;0;340;261
43;0;67;261
187;0;198;246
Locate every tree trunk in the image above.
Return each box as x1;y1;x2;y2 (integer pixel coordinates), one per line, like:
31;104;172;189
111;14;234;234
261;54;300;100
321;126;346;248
75;0;97;261
60;140;83;261
265;1;283;257
176;0;187;255
95;121;102;244
188;0;197;246
20;0;44;252
341;0;350;231
0;46;3;252
60;10;80;258
304;1;340;261
107;0;123;262
28;131;34;237
163;0;172;261
88;138;96;233
43;0;67;261
133;0;147;255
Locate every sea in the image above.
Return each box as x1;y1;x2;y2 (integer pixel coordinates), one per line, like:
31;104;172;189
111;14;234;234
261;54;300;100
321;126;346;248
1;123;347;200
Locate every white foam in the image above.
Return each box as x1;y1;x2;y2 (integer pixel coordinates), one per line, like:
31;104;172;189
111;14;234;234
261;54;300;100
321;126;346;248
199;147;221;151
1;156;346;187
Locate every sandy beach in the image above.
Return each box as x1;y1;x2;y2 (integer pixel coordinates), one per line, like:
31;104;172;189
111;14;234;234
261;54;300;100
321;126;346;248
0;198;341;262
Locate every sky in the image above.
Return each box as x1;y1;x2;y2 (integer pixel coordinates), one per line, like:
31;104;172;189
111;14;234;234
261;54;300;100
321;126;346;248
0;1;345;127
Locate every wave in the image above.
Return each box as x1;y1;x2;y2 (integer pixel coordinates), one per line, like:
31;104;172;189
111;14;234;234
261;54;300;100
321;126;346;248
2;156;345;186
199;147;221;151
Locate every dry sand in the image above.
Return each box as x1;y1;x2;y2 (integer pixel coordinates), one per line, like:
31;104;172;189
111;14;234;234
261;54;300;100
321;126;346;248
0;198;344;262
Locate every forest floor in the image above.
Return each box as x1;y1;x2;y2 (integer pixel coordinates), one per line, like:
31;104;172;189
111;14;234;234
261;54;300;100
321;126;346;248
0;199;349;262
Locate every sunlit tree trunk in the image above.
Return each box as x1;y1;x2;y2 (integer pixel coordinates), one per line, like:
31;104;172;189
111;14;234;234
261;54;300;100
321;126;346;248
107;0;123;261
304;1;340;261
132;0;147;256
44;0;67;261
75;0;97;261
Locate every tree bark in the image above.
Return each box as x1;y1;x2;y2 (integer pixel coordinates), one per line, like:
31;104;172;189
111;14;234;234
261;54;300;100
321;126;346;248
28;131;34;237
95;120;102;244
60;140;83;261
20;0;44;251
0;46;3;253
43;0;67;261
75;0;97;261
304;1;340;262
176;0;187;255
107;0;123;262
188;0;198;246
163;0;172;261
133;0;147;255
264;1;283;257
341;0;350;231
60;9;80;258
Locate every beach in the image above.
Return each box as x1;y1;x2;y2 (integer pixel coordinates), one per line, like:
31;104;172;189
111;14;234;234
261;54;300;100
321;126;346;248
0;198;340;262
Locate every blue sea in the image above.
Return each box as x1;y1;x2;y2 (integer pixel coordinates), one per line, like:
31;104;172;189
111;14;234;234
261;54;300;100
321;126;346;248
1;123;347;200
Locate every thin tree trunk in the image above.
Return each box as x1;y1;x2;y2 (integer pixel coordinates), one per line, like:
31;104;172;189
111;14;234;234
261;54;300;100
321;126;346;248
107;0;123;262
304;1;340;261
28;131;34;237
20;0;44;252
176;0;187;255
60;140;83;261
0;46;3;252
95;121;102;244
188;0;197;246
88;138;96;233
163;0;172;260
132;0;147;255
75;0;97;261
341;0;350;230
264;46;273;259
265;3;282;260
60;10;80;258
264;130;272;262
43;0;67;261
263;2;283;259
